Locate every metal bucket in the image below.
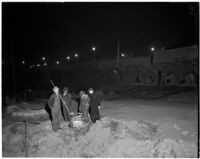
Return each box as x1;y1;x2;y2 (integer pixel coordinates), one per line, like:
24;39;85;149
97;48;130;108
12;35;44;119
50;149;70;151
71;115;84;128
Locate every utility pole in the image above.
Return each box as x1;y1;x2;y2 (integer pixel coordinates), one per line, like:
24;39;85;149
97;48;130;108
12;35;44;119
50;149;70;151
117;40;120;66
11;43;16;104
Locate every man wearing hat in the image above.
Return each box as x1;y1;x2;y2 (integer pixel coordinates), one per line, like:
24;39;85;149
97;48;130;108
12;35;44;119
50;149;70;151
48;86;62;131
62;86;72;121
79;91;90;123
88;88;101;123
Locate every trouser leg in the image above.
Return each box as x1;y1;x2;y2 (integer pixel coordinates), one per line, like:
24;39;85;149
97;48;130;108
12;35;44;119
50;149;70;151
82;108;89;123
91;110;100;123
52;112;58;131
63;106;71;121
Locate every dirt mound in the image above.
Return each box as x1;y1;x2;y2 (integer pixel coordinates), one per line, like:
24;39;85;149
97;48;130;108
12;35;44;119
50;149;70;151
2;116;197;157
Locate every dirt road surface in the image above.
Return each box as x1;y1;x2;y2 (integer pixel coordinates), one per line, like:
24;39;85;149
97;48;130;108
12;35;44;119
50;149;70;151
101;91;198;143
2;89;198;157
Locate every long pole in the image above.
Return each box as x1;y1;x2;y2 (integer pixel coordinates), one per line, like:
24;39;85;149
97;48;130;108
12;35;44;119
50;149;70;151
24;121;28;157
50;79;70;113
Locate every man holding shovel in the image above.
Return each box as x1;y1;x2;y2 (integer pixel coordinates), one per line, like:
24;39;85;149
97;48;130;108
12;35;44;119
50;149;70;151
48;86;62;131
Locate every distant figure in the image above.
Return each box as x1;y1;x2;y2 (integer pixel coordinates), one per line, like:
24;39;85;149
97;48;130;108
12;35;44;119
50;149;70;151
79;91;90;123
62;87;72;121
88;88;101;123
185;72;196;85
48;86;62;131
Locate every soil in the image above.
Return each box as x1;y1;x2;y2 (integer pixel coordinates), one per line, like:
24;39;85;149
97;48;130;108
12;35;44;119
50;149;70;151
2;89;198;157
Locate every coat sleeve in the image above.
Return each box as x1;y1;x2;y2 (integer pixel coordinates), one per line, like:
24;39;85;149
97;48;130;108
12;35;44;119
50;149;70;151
86;96;90;107
79;99;83;112
48;94;55;108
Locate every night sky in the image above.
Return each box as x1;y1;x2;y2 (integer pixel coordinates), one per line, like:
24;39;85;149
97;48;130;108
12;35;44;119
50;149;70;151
2;2;198;66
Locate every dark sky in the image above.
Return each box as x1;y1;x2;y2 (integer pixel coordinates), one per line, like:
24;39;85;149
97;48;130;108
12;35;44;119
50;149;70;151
2;2;198;65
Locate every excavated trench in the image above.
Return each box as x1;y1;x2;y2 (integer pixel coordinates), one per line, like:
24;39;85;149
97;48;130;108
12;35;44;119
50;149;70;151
2;116;197;157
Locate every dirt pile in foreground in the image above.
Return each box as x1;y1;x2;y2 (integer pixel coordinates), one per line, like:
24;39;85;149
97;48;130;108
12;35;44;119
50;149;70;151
3;117;197;157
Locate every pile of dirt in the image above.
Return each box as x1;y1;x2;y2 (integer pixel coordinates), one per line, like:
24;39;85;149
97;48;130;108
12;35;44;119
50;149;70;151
2;116;197;157
2;122;27;157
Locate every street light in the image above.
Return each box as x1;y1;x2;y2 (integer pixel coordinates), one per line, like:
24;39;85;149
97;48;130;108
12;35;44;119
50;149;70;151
121;53;125;57
91;47;96;63
37;64;40;67
56;61;60;65
74;53;78;57
44;63;47;66
150;47;155;64
151;47;155;51
74;53;78;64
42;57;46;61
66;56;70;60
22;61;25;64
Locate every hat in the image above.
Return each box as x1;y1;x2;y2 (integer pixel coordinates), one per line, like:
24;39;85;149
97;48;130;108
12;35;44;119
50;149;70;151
63;87;68;92
79;91;85;96
88;88;94;92
53;86;59;92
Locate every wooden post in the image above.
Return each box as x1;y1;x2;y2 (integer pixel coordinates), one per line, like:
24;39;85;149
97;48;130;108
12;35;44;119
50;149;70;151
24;121;28;157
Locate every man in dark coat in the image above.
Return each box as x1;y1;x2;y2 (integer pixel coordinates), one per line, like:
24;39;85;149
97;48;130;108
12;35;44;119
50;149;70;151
48;86;62;131
79;91;90;123
62;87;72;122
88;88;101;123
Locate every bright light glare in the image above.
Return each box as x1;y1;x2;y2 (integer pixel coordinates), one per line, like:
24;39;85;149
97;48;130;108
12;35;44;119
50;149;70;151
151;47;155;51
22;61;25;64
92;47;96;51
75;53;78;57
42;57;46;61
56;61;60;64
121;53;125;57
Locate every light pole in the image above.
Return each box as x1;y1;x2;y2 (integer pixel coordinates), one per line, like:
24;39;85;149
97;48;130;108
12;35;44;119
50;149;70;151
92;47;96;63
150;47;155;64
66;56;70;61
42;57;46;61
74;53;78;65
151;47;155;52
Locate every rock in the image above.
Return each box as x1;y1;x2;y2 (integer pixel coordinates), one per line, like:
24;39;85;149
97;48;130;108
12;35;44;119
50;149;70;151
173;124;181;131
6;105;21;114
182;130;189;135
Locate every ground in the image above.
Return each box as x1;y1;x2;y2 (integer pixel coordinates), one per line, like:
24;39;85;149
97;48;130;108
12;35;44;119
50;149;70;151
2;86;198;157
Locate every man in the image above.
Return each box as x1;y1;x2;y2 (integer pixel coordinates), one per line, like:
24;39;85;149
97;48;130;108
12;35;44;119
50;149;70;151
62;87;72;122
88;88;101;123
79;91;90;123
48;86;62;131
